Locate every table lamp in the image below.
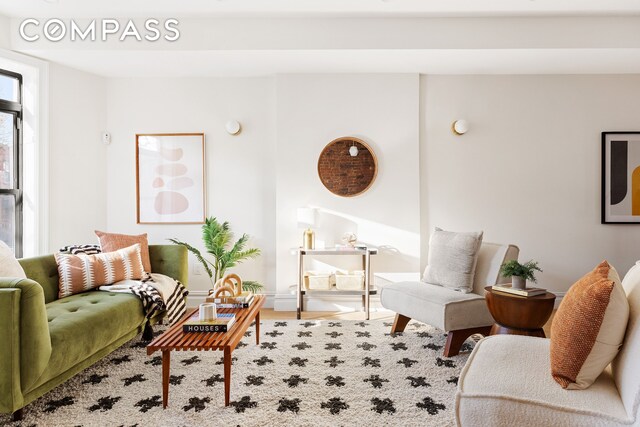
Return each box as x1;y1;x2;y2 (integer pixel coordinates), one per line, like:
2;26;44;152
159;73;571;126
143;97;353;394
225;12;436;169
297;207;317;249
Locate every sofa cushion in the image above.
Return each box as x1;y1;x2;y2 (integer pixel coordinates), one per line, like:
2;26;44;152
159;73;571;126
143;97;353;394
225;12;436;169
380;281;493;331
551;261;629;390
456;335;631;427
423;228;483;293
96;230;152;273
0;240;26;278
30;291;145;390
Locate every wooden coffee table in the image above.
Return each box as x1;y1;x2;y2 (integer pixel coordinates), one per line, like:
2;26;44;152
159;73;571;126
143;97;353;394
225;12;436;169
484;286;555;337
147;295;265;407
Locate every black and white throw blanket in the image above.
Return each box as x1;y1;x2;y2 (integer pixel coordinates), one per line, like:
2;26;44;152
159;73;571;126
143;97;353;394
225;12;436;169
99;273;188;340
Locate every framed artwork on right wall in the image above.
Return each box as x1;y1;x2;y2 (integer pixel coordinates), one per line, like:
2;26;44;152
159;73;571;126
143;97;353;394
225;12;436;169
602;131;640;224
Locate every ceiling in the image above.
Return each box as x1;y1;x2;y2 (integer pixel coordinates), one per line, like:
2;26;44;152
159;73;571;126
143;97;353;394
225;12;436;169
0;0;639;18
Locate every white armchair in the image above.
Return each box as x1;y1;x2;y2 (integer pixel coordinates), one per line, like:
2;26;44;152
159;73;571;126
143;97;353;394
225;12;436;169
380;242;519;357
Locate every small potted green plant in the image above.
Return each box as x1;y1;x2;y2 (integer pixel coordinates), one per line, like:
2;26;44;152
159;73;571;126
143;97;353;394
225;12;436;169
500;260;542;290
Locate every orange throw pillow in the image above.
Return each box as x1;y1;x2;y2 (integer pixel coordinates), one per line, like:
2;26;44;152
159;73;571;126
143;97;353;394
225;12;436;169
96;230;151;272
54;244;145;298
550;261;629;389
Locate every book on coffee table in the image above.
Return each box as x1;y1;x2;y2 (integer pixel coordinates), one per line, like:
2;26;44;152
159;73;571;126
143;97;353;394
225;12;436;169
492;284;547;297
206;291;253;304
183;312;236;333
211;295;255;309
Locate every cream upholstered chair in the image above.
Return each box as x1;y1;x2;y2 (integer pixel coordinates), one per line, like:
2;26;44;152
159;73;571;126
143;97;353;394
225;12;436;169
380;242;519;357
455;261;640;427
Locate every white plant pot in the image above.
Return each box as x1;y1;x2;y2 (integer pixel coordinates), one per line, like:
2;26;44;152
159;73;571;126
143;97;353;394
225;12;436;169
512;276;526;290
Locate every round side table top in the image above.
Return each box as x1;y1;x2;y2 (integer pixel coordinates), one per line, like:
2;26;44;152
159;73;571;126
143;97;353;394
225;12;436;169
484;286;556;336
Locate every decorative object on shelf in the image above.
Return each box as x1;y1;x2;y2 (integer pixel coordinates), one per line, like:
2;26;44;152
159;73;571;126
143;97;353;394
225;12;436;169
225;120;242;135
601;131;640;223
297;207;317;250
341;232;357;247
212;273;243;297
317;136;377;197
451;119;469;135
499;259;542;290
169;217;263;293
136;133;205;224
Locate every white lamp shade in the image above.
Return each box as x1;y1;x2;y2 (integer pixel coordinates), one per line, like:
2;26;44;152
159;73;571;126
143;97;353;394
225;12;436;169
296;207;317;227
452;119;469;135
225;120;241;135
349;145;359;156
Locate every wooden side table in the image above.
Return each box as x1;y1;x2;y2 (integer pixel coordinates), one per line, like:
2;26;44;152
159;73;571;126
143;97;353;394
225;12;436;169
484;286;556;337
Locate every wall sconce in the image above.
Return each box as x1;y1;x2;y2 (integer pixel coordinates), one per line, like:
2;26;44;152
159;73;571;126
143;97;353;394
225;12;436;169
349;141;359;157
225;120;242;135
451;119;469;135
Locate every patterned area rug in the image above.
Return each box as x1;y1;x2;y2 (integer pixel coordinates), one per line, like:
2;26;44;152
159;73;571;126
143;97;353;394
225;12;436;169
2;319;475;427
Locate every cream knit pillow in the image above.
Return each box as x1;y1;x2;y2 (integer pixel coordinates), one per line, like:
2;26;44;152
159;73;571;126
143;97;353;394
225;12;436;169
550;261;629;389
0;240;26;278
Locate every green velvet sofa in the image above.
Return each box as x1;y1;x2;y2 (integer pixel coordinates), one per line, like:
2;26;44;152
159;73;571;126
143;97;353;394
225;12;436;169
0;244;188;420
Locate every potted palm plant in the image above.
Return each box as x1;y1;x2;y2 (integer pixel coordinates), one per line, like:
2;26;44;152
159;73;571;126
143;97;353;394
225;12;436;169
170;217;263;293
500;260;542;290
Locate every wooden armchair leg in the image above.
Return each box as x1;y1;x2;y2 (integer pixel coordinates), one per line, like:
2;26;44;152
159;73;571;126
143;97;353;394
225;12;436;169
443;326;492;357
391;314;411;333
12;408;23;422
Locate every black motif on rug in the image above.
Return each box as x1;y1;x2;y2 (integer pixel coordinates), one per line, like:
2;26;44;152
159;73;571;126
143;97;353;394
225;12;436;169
355;331;371;338
183;397;211;413
325;375;345;387
289;357;308;367
170;375;185;386
424;343;442;351
265;330;283;338
298;331;312;338
88;396;121;412
123;374;146;386
277;398;301;414
382;321;394;327
261;341;277;350
355;321;369;327
436;357;456;368
363;357;381;368
244;330;253;337
44;396;74;413
236;341;248;348
417;331;432;338
406;376;431;388
328;322;342;328
390;342;407;351
181;356;201;366
326;331;343;338
253;356;274;366
216;356;238;365
292;342;312;350
357;342;377;351
144;356;162;366
245;375;265;386
447;376;459;385
300;321;316;328
385;332;403;338
398;358;418;368
230;396;258;413
283;375;308;388
110;355;131;365
321;397;349;414
324;356;344;368
461;342;474;352
202;374;224;387
135;395;161;413
325;342;342;350
83;374;108;385
364;374;389;389
416;397;446;415
371;397;396;414
274;321;288;327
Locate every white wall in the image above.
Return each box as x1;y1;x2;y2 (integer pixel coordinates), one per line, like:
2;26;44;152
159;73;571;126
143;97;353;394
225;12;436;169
274;74;421;311
105;77;276;303
48;63;107;251
0;15;9;50
421;74;640;295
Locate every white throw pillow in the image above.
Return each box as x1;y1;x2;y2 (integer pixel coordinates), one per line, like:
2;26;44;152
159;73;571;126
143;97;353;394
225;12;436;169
0;240;26;278
423;228;483;293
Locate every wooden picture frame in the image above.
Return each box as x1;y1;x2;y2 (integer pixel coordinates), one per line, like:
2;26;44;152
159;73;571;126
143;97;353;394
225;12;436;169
602;131;640;224
136;133;206;224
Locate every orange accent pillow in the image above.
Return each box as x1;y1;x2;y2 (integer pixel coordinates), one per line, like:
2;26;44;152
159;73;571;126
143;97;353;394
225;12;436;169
54;244;145;298
550;261;629;389
95;230;151;272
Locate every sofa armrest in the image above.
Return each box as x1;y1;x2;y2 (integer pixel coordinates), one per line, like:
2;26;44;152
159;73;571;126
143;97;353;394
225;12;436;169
0;278;52;413
149;245;188;286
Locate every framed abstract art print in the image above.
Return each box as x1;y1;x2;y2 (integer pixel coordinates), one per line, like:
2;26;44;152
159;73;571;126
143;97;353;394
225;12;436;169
602;131;640;224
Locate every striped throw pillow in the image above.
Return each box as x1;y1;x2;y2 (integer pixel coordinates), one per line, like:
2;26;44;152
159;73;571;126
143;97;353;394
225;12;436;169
54;244;145;298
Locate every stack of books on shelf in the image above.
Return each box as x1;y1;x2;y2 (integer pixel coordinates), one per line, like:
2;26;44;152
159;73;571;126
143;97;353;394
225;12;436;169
492;284;547;297
205;291;255;308
182;312;236;333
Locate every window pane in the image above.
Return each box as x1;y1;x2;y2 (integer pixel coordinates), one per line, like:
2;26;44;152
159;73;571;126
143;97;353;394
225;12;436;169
0;74;19;102
0;194;15;252
0;112;14;189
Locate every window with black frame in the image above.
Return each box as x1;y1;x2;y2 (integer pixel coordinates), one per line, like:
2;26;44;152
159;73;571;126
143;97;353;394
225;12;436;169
0;68;22;257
